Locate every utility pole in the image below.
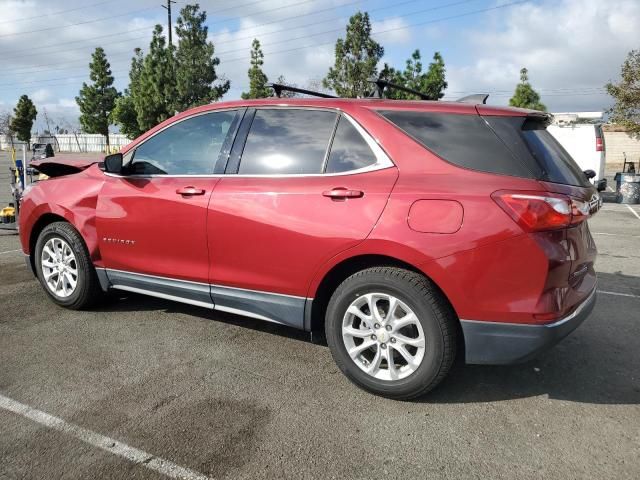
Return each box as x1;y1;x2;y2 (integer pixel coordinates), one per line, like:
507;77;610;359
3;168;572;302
161;0;177;46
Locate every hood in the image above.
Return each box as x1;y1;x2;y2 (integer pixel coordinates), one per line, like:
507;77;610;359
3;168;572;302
30;154;104;177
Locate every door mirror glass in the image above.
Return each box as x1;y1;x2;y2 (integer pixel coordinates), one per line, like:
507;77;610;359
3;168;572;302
103;153;123;174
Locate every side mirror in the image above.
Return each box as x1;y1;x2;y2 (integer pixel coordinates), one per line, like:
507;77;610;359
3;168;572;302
583;169;596;180
101;153;123;174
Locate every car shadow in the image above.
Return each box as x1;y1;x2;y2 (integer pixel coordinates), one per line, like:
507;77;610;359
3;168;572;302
92;271;640;406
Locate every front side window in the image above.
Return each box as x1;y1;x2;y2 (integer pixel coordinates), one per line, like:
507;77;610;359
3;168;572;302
130;110;238;175
238;109;337;175
326;116;377;173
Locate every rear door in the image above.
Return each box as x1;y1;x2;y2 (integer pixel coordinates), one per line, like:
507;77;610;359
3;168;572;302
207;108;398;327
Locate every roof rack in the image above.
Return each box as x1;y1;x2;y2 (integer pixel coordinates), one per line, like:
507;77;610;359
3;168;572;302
268;83;336;99
368;78;431;101
455;94;489;104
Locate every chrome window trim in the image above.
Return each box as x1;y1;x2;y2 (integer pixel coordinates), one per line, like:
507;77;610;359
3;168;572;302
123;107;244;175
105;107;395;179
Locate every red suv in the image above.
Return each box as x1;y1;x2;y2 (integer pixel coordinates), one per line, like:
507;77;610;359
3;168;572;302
19;97;599;399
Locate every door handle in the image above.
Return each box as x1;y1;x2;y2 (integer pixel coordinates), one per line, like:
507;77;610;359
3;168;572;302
322;188;364;199
176;186;205;196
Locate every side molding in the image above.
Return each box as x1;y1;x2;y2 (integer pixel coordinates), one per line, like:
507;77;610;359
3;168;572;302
102;268;308;330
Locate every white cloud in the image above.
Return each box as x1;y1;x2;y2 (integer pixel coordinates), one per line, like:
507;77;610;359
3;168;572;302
30;88;52;103
371;17;411;45
444;0;640;111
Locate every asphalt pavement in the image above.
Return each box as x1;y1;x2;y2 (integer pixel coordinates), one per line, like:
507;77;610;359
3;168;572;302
0;184;639;479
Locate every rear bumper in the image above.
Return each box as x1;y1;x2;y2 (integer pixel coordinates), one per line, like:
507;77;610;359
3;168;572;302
461;288;597;365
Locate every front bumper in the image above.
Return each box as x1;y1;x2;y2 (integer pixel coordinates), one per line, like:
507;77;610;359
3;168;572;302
461;288;597;365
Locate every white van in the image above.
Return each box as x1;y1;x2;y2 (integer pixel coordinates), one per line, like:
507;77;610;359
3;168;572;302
547;116;606;191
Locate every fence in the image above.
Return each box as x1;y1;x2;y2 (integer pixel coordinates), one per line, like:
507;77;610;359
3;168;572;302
0;134;132;153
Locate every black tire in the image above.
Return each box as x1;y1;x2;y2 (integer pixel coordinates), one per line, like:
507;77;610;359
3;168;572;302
34;221;104;310
325;267;457;400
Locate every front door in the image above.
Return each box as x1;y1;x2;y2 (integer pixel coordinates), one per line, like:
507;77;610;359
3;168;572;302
96;109;242;305
207;108;398;327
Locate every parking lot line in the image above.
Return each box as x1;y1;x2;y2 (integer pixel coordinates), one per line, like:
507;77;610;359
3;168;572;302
592;232;640;238
626;205;640;221
597;290;640;299
0;249;21;255
0;393;211;480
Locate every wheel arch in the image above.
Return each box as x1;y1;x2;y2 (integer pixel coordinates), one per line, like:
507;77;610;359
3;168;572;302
307;254;463;357
27;213;69;275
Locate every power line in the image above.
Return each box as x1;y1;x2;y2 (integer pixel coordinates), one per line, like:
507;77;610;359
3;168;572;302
218;0;529;63
0;0;114;24
212;0;476;47
214;0;483;56
0;0;477;77
0;5;160;38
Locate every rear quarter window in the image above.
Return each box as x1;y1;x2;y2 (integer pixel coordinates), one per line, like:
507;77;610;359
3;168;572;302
378;110;535;178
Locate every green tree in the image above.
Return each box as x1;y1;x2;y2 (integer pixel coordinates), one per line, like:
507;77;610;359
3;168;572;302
10;95;37;146
509;68;546;111
381;50;447;100
113;48;145;139
76;47;120;148
174;3;229;110
136;25;177;131
606;49;640;135
241;39;271;99
323;11;384;98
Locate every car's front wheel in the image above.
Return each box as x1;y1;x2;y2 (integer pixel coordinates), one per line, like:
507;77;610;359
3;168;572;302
35;221;103;309
325;267;457;400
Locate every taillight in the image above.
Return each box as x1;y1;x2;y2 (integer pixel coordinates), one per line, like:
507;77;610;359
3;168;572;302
492;191;589;232
595;137;603;152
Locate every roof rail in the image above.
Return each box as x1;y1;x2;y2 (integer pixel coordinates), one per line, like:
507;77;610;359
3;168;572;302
268;83;336;99
455;94;489;104
368;78;431;100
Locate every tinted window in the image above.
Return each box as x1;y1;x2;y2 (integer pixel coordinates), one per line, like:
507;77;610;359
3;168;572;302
239;109;337;175
131;111;238;175
485;116;590;187
326;116;377;173
379;110;535;178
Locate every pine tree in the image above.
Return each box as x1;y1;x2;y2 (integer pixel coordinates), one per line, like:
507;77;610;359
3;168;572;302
113;48;145;139
10;95;37;146
136;25;177;131
241;39;271;99
606;49;640;135
323;11;384;98
381;50;447;100
75;47;120;148
509;68;546;111
174;4;229;110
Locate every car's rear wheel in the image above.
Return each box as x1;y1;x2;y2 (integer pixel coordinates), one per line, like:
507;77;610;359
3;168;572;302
325;267;457;400
35;222;103;309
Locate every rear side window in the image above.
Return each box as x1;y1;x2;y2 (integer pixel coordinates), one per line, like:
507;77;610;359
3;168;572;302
485;116;590;187
131;111;238;175
325;116;377;173
378;110;534;178
238;109;337;175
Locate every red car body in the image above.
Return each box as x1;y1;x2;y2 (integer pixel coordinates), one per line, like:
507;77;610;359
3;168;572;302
20;98;599;365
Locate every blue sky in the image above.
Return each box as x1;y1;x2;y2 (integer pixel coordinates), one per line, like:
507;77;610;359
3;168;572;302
0;0;637;132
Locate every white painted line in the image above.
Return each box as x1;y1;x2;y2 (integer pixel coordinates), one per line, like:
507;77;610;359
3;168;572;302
0;393;211;480
0;249;21;255
606;185;614;192
592;232;640;238
597;290;640;299
626;204;640;221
